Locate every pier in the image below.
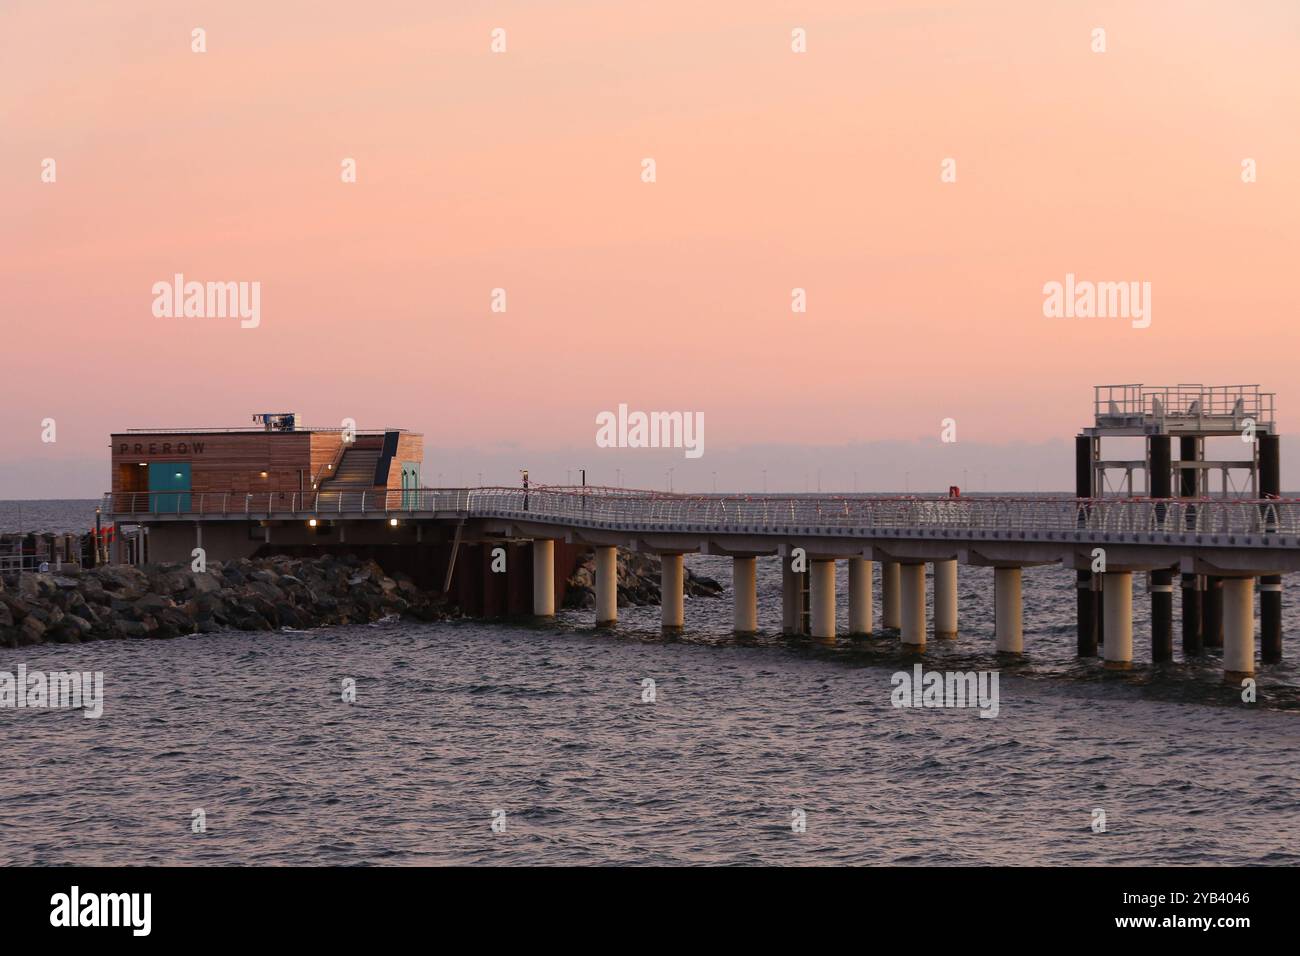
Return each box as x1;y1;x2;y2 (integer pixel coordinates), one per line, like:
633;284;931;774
101;386;1291;679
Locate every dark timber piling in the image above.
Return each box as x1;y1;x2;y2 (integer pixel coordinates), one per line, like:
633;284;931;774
1203;576;1224;649
1149;435;1173;662
1075;435;1098;656
1260;432;1283;663
1179;436;1203;655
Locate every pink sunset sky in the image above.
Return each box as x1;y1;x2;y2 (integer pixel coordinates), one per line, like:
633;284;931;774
3;0;1298;496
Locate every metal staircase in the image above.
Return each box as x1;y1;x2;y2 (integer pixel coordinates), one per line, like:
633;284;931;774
325;445;381;487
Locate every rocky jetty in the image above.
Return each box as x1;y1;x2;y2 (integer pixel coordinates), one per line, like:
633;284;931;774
0;548;726;648
0;554;449;647
563;549;723;609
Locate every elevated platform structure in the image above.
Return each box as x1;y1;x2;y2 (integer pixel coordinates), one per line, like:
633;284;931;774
1081;384;1276;499
1076;384;1283;669
1087;384;1275;438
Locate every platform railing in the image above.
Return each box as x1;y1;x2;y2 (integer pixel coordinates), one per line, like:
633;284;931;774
1094;384;1275;428
101;489;1300;539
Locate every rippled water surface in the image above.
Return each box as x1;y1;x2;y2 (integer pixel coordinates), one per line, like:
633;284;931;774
0;499;102;535
1;503;1298;864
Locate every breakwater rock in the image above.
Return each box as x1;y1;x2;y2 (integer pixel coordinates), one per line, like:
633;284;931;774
0;554;449;647
563;549;723;609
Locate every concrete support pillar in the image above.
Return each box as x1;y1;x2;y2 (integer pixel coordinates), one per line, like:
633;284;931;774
848;557;873;637
795;567;806;634
781;559;804;636
1095;573;1104;640
1223;577;1255;676
994;566;1023;653
899;563;926;647
933;559;958;638
810;559;836;640
1102;571;1133;668
733;556;758;635
661;553;685;632
1151;568;1174;663
882;561;901;630
594;545;618;626
532;539;555;618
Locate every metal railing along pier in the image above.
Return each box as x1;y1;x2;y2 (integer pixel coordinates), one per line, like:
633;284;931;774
102;488;1300;540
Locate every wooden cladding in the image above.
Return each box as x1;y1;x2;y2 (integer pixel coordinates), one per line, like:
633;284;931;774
309;433;346;486
110;431;423;496
385;433;424;486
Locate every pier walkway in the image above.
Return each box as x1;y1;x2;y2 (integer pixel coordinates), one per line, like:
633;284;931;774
98;385;1291;679
103;486;1300;564
103;486;1295;678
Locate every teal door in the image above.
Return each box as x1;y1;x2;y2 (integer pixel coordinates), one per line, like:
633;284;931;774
149;462;192;513
401;462;420;509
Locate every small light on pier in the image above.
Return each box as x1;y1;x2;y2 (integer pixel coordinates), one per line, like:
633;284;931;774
308;519;318;528
389;518;399;527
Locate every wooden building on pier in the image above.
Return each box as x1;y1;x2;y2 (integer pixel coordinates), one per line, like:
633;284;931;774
110;413;423;514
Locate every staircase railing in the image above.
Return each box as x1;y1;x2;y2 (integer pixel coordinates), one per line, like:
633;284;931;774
311;439;352;490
